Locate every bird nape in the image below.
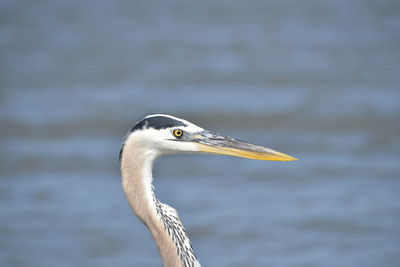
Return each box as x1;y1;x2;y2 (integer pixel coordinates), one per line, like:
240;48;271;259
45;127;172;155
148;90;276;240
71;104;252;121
119;114;297;267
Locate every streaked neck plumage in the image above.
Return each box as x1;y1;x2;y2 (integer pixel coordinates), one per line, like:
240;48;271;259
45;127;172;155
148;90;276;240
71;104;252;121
120;135;201;267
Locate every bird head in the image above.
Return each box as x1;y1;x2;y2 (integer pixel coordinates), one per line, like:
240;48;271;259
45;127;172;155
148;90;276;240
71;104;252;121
120;114;297;161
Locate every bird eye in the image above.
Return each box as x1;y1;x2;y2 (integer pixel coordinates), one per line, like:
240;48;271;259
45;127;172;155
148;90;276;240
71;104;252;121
173;129;184;138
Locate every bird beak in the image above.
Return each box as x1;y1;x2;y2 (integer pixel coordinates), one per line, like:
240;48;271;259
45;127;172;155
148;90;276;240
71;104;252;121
193;131;297;161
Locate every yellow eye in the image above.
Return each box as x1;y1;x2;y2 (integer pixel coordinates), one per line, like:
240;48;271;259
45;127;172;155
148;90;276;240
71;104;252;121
173;129;184;138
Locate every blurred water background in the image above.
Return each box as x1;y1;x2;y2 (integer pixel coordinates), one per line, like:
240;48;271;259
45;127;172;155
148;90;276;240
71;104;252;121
1;0;400;266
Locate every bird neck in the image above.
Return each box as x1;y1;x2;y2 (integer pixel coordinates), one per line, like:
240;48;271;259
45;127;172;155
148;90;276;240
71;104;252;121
120;139;200;267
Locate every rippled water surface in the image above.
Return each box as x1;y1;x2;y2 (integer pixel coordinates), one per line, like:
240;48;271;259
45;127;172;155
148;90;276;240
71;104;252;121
1;1;399;266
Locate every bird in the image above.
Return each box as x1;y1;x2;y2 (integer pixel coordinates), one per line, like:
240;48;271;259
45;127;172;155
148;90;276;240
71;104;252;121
119;114;297;267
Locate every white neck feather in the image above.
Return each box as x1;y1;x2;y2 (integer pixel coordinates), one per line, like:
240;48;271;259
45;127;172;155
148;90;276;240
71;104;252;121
120;136;201;267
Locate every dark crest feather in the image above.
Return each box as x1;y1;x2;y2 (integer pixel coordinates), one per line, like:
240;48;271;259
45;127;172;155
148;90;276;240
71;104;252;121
130;116;187;132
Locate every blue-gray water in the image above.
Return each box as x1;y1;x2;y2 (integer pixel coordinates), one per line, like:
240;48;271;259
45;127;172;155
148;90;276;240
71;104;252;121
1;1;399;266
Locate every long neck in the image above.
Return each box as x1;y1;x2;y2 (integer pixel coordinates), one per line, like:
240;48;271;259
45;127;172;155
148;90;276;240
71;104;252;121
120;139;200;267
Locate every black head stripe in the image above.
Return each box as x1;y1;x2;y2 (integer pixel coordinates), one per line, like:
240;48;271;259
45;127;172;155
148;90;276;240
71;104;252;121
130;116;187;133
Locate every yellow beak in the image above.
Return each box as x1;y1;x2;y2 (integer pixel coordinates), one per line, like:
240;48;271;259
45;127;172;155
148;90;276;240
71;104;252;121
194;131;297;161
197;143;297;161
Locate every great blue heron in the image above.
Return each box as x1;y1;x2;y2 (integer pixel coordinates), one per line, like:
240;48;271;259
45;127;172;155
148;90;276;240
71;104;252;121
119;114;297;267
